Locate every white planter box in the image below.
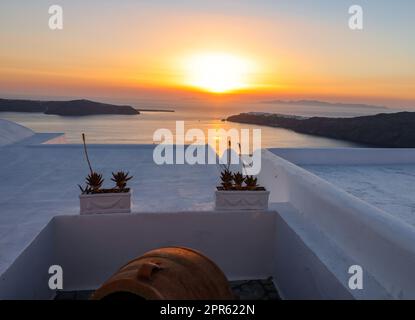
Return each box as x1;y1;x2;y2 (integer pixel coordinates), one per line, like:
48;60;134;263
80;191;132;215
215;189;270;211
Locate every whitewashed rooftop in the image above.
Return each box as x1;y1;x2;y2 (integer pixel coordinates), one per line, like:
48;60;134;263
0;119;34;146
0;136;219;274
304;164;415;227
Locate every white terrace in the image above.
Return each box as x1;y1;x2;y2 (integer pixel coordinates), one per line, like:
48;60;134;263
1;121;415;299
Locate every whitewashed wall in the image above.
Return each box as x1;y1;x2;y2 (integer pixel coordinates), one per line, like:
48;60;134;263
259;149;415;299
0;219;56;299
269;148;415;165
0;211;276;299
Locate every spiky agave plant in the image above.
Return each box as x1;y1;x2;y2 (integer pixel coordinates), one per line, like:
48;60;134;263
86;172;104;192
111;171;133;190
78;184;92;195
245;175;258;190
220;169;234;190
233;172;245;190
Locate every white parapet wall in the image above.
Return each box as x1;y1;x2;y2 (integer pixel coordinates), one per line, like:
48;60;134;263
0;219;56;300
0;211;276;299
259;148;415;299
268;147;415;165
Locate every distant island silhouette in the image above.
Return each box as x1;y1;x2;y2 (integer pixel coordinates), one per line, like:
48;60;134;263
0;98;174;116
261;99;389;110
227;112;415;147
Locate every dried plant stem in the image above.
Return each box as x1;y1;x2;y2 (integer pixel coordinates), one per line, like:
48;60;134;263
82;133;93;175
227;139;231;169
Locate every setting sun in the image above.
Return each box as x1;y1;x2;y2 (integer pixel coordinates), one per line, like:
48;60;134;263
184;53;254;93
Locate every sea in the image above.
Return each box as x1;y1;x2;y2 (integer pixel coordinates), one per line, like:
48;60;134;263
0;99;402;148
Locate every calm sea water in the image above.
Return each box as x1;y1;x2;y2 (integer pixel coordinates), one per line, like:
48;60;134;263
0;101;395;148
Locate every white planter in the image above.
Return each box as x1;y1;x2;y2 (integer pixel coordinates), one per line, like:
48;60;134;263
215;189;270;211
79;191;132;215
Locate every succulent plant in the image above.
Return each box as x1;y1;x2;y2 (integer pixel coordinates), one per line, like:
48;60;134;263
220;169;234;190
245;175;259;190
111;171;133;190
78;184;92;195
85;172;104;192
233;172;245;189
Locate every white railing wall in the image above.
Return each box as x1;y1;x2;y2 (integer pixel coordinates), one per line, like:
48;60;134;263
0;211;276;299
259;149;415;299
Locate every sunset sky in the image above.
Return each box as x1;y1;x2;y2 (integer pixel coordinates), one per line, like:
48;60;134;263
0;0;414;107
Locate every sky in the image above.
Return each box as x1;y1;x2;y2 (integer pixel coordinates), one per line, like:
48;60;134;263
0;0;414;107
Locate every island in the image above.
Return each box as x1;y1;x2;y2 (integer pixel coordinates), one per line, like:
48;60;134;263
260;99;389;110
136;109;175;113
227;112;415;148
0;98;139;116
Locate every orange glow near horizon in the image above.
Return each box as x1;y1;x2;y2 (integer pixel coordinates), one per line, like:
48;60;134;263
1;2;415;106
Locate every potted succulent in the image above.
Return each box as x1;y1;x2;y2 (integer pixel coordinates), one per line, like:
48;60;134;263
215;142;269;210
79;134;133;215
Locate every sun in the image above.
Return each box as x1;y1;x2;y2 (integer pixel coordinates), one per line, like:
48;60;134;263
184;53;253;93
